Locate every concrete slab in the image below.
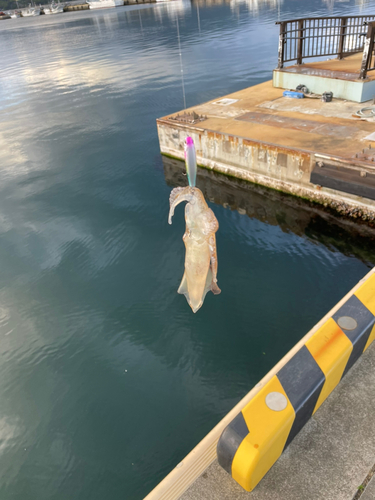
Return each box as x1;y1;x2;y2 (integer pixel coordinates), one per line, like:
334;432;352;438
258;96;374;122
360;475;375;500
179;341;375;500
157;71;375;221
158;79;375;165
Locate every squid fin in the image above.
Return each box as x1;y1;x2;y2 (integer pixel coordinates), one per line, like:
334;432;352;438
178;271;207;314
179;269;220;313
203;268;213;299
177;272;188;296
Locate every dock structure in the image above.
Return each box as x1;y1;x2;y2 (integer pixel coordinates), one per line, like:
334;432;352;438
63;3;89;11
274;15;375;100
144;269;375;500
157;15;375;224
63;0;156;10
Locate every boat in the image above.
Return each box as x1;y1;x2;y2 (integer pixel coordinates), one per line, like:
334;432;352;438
86;0;123;9
44;0;63;14
22;3;40;15
10;2;22;17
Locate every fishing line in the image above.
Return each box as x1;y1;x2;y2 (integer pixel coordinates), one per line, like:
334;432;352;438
138;9;143;34
176;15;187;110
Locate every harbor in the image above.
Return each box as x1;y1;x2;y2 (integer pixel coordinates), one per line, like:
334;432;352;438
0;0;167;18
2;1;375;500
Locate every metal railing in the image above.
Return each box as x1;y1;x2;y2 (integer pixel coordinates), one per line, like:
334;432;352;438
276;15;375;72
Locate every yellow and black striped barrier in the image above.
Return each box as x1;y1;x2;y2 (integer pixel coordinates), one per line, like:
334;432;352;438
217;273;375;492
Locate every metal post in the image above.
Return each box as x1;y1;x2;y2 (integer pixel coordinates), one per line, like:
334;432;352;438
277;21;286;69
296;19;304;65
337;17;347;59
360;22;375;79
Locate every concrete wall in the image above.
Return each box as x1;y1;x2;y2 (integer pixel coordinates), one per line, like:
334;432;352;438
157;120;375;222
273;69;375;103
158;121;312;187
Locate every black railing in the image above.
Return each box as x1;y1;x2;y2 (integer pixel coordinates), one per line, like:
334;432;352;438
276;15;375;70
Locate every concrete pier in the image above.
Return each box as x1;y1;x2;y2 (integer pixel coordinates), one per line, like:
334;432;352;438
157;54;375;224
64;3;89;11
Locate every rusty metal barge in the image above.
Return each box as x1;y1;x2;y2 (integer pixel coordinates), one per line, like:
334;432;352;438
157;15;375;223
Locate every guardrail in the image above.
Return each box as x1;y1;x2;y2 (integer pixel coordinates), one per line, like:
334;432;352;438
276;15;375;74
217;269;375;491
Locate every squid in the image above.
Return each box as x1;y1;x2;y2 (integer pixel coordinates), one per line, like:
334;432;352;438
168;185;221;313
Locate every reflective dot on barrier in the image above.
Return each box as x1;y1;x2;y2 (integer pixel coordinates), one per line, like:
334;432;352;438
265;392;288;411
337;316;357;331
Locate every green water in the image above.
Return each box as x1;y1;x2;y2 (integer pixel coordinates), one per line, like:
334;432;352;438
1;0;375;498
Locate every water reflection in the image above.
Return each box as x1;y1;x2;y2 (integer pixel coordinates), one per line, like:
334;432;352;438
163;155;375;266
229;0;282;13
322;0;351;11
155;0;191;19
355;0;372;8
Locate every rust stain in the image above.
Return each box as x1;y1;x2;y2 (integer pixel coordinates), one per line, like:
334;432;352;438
299;158;311;173
236;112;360;138
235;137;310;161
